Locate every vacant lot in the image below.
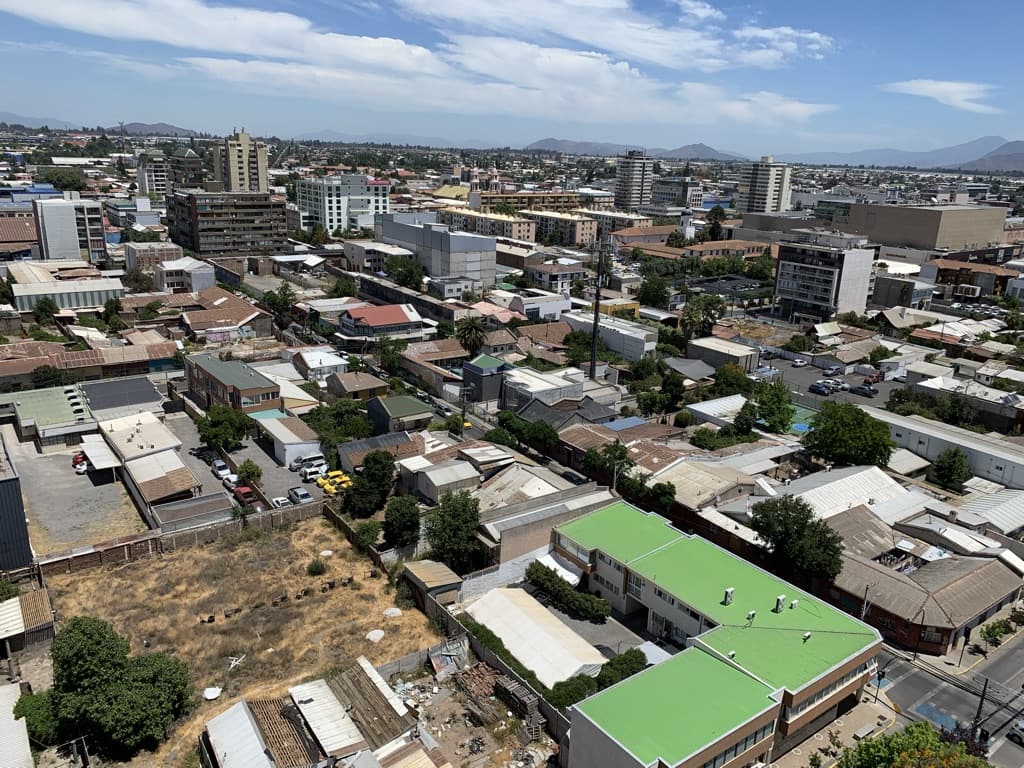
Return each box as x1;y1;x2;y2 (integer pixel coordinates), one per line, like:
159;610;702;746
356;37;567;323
47;518;433;767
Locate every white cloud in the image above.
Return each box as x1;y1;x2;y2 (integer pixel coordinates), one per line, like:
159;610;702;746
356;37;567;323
882;79;1002;114
675;0;725;22
0;0;836;129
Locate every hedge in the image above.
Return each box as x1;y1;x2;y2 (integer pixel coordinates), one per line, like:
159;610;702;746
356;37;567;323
526;561;611;622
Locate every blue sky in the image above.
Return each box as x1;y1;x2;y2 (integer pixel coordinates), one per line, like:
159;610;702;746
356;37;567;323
0;0;1019;154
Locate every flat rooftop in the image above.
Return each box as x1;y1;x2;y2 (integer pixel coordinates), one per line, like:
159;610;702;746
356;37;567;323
556;501;682;563
0;385;94;429
575;648;777;767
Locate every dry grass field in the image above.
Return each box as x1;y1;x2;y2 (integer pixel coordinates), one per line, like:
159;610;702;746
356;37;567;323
46;518;434;767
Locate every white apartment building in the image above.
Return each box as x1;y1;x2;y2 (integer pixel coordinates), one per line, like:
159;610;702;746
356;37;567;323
153;256;216;293
437;207;536;241
518;210;598;247
32;198;107;262
614;151;654;211
736;156;792;213
137;151;170;197
573;208;652;239
563;310;658;361
213;130;269;193
774;241;875;323
125;241;184;273
295;174;390;233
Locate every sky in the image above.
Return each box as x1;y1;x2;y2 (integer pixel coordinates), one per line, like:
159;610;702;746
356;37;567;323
0;0;1020;155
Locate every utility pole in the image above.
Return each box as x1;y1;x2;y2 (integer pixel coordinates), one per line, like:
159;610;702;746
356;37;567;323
972;677;988;733
589;236;611;380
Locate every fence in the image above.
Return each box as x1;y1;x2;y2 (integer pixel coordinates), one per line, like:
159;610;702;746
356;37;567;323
38;530;164;575
322;504;388;572
376;647;432;681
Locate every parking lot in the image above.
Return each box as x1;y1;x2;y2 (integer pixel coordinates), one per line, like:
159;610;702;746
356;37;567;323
768;358;902;408
2;424;145;555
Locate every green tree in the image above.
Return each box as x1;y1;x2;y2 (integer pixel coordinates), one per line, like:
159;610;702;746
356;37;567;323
37;166;86;191
13;690;59;745
648;481;677;512
31;365;77;389
582;442;635;485
868;345;896;366
355;520;382;551
679;294;725;340
0;579;17;601
196;404;252;452
102;298;123;324
455;315;488;358
713;363;754;397
386;255;425;290
328;274;358;298
733;400;758;434
782;333;812;353
445;414;464;434
122;268;153;293
33;296;60;324
383;495;421;547
483;427;518;448
264;283;296;315
744;247;774;281
596;648;648;690
704;204;726;241
436;320;455;339
802;402;895;467
635;275;670;309
928;447;972;491
836;722;964;768
754;380;795;434
237;458;262;486
750;496;843;582
424;490;482;572
637;390;670;417
345;449;397;517
493;201;517;216
375;335;408;373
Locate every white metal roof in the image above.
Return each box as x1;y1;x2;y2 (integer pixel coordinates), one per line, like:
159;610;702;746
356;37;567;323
686;393;748;419
0;683;32;768
465;588;605;689
422;460;480;486
687;336;757;355
204;702;274;768
289;679;367;757
537;552;582;586
0;597;25;640
999;549;1024;577
961;490;1024;535
785;465;907;520
887;448;931;476
79;434;121;470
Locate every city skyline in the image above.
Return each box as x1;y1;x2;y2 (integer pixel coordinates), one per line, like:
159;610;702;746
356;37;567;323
0;0;1020;154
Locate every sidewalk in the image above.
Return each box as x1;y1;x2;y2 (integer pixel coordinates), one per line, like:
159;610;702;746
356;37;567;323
771;687;898;768
913;601;1024;677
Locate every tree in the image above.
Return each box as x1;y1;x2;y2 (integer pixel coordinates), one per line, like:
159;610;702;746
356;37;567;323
0;579;16;601
264;283;296;316
636;276;670;309
196;404;252;451
33;297;60;324
596;648;647;690
679;294;725;340
745;247;774;281
648;481;676;512
928;447;972;491
802;402;895;468
375;335;408;373
750;496;843;582
383;495;421;547
493;201;517;216
445;414;464;434
386;255;425;290
237;458;262;486
733;400;757;434
455;315;488;358
37;166;86;191
637;390;670;417
754;380;795;434
354;520;382;551
102;298;123;324
424;490;482;572
436;320;455;339
582;442;635;485
483;427;517;448
122;268;153;293
836;722;985;768
31;365;77;388
704;204;726;241
328;274;358;298
713;363;754;397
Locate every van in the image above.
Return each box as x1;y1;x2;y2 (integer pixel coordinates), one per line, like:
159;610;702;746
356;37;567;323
289;452;325;471
301;462;328;482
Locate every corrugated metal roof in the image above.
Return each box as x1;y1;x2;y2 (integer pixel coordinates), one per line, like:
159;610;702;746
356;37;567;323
79;434;120;470
784;466;906;520
961;490;1024;535
403;560;462;591
422;460;479;486
289;679;367;757
0;683;33;768
0;597;25;640
204;702;274;768
887;448;931;476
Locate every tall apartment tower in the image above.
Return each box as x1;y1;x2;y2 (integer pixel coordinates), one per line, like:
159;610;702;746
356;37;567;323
736;155;792;213
137;150;170;196
295;174;391;233
33;198;108;262
614;150;655;211
213;129;269;193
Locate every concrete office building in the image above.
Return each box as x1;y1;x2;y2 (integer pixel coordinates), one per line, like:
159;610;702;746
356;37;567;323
212;130;269;193
652;176;704;208
774;241;875;323
563;310;657;361
169;147;204;189
185;353;281;414
736;156;792;213
574;209;652;239
871;273;934;310
125;241;184;272
838;203;1005;250
438;207;536;241
154;256;216;293
519;210;597;247
168;190;287;257
295;174;390;233
342;240;414;274
469;190;581;213
137;150;170;197
377;212;496;286
615;151;655;211
33;198;107;262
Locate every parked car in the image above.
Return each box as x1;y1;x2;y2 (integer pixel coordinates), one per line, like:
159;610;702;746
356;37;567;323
823;365;842;376
222;473;240;490
75;461;93;475
808;382;832;396
850;384;878;398
823;378;849;391
792;358;808;368
561;470;588;485
211;459;231;479
271;497;292;508
894;374;907;383
463;419;473;429
317;469;349;488
71;452;87;466
863;373;883;385
289;452;326;472
436;405;454;418
288;487;314;505
1007;722;1024;746
301;463;328;482
233;486;260;505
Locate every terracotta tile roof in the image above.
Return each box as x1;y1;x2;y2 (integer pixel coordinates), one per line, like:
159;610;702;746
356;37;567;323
558;423;616;451
0;341;65;360
0;356;52;376
683;239;768;253
514;321;571;345
484;329;516;346
612;224;679;237
329;371;388;393
343;304;414;327
627;243;687;259
121;292;201;310
403;338;467;361
0;217;38;243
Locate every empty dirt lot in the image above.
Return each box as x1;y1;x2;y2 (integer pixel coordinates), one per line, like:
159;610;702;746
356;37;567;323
46;518;434;767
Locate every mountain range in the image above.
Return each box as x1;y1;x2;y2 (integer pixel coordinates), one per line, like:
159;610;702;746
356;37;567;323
293;129;495;148
524;137;744;160
0;111;77;128
103;122;199;136
777;136;1010;169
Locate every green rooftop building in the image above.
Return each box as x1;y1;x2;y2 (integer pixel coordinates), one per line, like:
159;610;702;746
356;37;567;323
555;502;881;768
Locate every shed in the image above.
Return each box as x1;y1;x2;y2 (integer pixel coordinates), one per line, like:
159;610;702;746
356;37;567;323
403;560;463;608
78;434;120;470
417;460;480;504
0;597;24;655
0;683;32;768
201;701;275;768
289;679;367;758
258;417;322;466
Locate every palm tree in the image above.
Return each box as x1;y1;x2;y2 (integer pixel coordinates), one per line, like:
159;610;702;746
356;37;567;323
455;316;488;358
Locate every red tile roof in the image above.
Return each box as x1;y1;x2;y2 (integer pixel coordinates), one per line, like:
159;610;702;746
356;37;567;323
0;217;38;243
344;304;414;327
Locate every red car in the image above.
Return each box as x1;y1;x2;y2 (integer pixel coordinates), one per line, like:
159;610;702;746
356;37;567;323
863;373;883;385
71;452;87;466
233;486;259;505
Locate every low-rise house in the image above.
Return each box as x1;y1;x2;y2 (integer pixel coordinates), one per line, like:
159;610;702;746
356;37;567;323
335;303;432;347
153;256;215;294
525;262;588;293
181;286;273;343
336;432;425;473
563;310;657;362
481;328;517;356
399;338;468;393
367;395;434;434
686;336;758;372
255;416;322;467
185;353;282;413
326;371;389;402
292;347;348;383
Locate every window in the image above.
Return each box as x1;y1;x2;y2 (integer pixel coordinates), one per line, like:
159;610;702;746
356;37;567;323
627;572;644;598
654;587;675;606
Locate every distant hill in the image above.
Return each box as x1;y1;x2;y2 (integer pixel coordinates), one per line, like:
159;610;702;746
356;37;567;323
653;143;745;161
104;122;199;136
294;129;493;148
0;111;77;129
958;141;1024;172
777;136;1008;168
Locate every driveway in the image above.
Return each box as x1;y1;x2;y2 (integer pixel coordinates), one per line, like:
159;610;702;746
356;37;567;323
228;436;324;504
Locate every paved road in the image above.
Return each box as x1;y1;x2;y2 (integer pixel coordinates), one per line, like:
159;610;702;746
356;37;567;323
974;629;1024;694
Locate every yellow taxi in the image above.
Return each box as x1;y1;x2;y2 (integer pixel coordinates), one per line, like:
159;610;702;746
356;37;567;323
323;476;353;495
316;470;348;488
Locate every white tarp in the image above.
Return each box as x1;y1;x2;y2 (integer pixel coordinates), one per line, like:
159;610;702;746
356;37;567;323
537;552;583;587
466;588;604;688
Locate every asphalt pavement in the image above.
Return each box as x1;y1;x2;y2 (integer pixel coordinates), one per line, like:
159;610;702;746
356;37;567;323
769;358;902;407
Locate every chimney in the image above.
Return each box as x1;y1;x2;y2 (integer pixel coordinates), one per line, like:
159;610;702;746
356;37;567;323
723;587;734;605
774;595;786;613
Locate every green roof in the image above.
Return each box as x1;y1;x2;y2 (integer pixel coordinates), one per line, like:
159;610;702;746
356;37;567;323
379;395;432;418
630;538;878;691
576;649;777;766
189;353;276;390
470;354;504;370
0;386;93;428
556;501;683;564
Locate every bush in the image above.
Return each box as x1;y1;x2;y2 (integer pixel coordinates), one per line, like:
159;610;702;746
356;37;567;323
355;520;382;551
597;648;647;690
0;579;17;601
526;561;610;622
306;558;327;576
237;459;262;486
14;690;59;745
673;410;692;428
548;675;598;708
690;426;758;451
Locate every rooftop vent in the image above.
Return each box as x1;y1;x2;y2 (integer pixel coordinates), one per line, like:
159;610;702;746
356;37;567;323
774;595;786;613
790;599;799;610
723;587;734;605
727;651;736;659
803;632;812;642
746;610;756;622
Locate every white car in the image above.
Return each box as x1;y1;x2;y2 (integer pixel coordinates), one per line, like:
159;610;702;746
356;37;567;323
792;358;808;368
222;473;240;490
75;461;93;475
211;459;230;479
271;497;292;508
301;463;328;482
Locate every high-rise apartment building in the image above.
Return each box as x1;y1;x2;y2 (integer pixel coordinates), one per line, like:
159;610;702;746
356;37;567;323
295;175;391;233
33;198;107;262
614;150;654;211
212;130;269;193
736;156;792;213
169;147;205;189
137;150;170;197
652;176;704;208
774;240;875;323
167;190;287;257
